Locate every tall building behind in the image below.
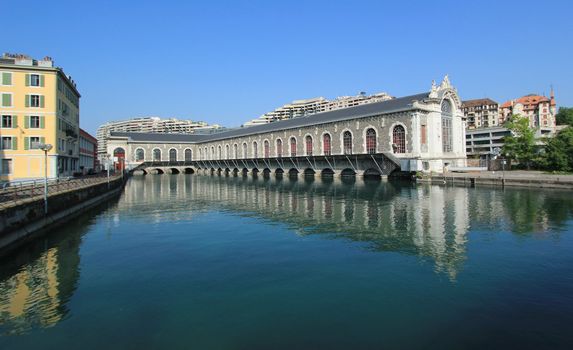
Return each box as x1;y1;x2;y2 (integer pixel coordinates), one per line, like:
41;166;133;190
244;92;393;126
96;117;221;161
461;98;499;129
79;128;97;174
1;53;80;182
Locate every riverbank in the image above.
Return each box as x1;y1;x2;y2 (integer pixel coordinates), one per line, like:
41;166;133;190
0;175;126;256
420;170;573;189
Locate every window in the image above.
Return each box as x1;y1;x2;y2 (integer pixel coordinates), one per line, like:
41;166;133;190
218;145;222;159
2;115;12;128
441;100;453;152
1;93;11;107
343;131;352;155
30;74;40;87
421;125;427;145
136;148;145;161
253;142;258;158
2;136;12;150
264;140;270;158
153;149;161;161
305;136;313;156
392;125;406;153
243;143;247;158
30;136;41;149
366;128;376;154
323;134;331;155
185;149;192;162
30;95;40;107
276;139;283;157
1;159;12;175
169;149;177;162
1;72;11;86
290;137;297;157
234;144;238;158
30;116;40;128
225;145;229;159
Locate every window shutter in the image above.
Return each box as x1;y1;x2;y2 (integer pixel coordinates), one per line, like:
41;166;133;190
40;137;45;145
12;115;18;128
24;116;29;129
12;137;17;150
40;96;45;108
25;95;30;107
2;94;10;107
40;116;45;128
2;72;11;85
25;74;30;86
24;137;29;150
39;75;45;87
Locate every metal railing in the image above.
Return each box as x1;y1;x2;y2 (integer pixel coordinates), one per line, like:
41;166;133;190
0;174;122;210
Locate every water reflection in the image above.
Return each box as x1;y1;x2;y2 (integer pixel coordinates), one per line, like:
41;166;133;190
0;211;90;335
121;175;573;278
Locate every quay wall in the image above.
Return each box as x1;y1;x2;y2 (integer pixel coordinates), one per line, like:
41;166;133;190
422;174;573;189
0;177;125;256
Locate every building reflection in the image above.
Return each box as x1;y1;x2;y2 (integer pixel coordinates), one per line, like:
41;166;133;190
0;213;87;335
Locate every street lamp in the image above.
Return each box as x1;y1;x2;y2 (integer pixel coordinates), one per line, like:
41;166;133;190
38;143;53;215
106;154;111;187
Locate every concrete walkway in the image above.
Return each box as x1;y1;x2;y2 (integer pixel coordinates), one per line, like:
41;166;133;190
425;170;573;189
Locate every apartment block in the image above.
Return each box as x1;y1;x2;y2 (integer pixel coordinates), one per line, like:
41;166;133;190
461;98;499;129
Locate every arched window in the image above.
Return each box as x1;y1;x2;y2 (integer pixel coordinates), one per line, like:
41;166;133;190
276;139;283;157
169;148;177;162
135;148;145;161
441;99;453;152
305;135;313;156
253;141;258;158
185;149;192;162
392;125;406;153
211;147;215;159
323;134;331;156
225;145;230;159
343;131;352;155
290;137;297;157
264;140;270;158
366;128;377;154
218;145;222;159
204;147;208;160
243;143;248;158
234;144;238;159
153;148;161;161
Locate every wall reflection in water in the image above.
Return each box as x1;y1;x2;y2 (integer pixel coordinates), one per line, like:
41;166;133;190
0;211;88;335
122;175;573;279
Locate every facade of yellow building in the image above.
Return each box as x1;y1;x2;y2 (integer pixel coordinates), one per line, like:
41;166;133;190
0;54;81;183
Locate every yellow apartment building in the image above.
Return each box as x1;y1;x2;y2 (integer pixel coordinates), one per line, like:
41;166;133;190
0;53;80;183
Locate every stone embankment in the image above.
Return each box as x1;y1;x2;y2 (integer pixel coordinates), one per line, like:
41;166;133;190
420;171;573;189
0;175;126;255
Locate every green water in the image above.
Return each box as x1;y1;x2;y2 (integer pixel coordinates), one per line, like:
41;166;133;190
1;175;572;349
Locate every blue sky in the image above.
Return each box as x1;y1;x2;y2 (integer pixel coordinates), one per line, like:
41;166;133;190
4;0;573;134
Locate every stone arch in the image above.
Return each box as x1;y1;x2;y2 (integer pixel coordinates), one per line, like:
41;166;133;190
224;168;231;176
135;148;145;162
232;168;239;176
321;132;332;156
303;168;316;176
391;123;407;154
321;168;335;177
275;168;284;176
184;168;194;174
241;168;249;176
152;148;162;161
262;168;271;177
289;137;297;157
184;148;192;162
363;168;382;179
169;148;178;162
288;168;299;177
341;129;353;155
340;168;356;177
153;168;164;175
364;126;379;154
170;168;180;174
305;134;313;156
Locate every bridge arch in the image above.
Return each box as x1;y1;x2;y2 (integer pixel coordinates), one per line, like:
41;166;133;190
152;168;164;175
321;168;335;177
262;168;271;177
340;168;356;177
184;168;194;174
241;168;249;176
170;168;180;174
232;168;239;176
288;168;299;177
363;168;382;179
275;168;284;176
303;168;316;177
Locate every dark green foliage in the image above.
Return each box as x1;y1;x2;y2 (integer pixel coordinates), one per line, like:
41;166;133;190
541;126;573;172
555;107;573;126
502;115;537;169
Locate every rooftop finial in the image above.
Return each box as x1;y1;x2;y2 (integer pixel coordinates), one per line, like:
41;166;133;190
440;74;451;89
429;79;439;98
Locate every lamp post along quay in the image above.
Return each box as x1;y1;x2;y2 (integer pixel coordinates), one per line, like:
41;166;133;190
38;143;53;215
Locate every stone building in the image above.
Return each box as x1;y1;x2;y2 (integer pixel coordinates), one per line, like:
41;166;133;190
461;98;499;129
499;91;556;128
106;76;467;175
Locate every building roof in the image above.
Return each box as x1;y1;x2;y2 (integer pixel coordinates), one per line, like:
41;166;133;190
500;95;550;108
110;92;429;144
80;128;98;143
462;98;498;108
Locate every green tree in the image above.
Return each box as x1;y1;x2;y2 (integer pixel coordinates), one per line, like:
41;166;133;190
542;126;573;172
502;114;537;169
556;107;573;126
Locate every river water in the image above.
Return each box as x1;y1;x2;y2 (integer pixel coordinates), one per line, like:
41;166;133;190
1;175;572;349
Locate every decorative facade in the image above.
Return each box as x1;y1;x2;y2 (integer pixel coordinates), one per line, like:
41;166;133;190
107;77;467;174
